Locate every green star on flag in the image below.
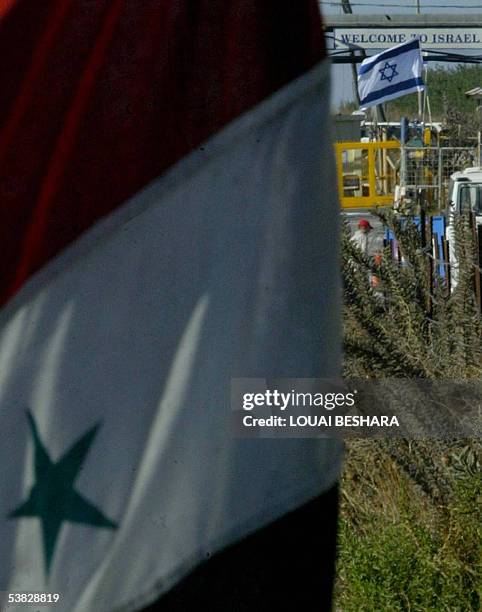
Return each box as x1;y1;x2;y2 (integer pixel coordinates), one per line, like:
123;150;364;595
8;411;118;573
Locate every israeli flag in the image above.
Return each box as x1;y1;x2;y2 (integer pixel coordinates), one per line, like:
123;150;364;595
358;38;425;109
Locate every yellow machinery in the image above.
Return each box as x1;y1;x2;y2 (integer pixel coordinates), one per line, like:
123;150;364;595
334;141;400;209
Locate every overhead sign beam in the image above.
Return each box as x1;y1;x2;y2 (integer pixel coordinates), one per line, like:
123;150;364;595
331;29;482;50
325;14;482;27
324;14;482;50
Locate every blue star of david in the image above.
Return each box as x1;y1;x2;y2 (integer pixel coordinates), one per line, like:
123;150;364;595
379;61;399;83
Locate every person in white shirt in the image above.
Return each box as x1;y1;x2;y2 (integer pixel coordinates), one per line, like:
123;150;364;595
351;218;384;289
351;218;374;255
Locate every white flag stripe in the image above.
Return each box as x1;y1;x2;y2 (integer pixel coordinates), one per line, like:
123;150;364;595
358;38;425;109
1;59;342;612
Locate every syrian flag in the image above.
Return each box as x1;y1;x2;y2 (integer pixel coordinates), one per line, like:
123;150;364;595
0;2;342;611
358;38;425;109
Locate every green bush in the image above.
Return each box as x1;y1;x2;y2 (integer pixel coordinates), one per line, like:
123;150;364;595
335;442;481;612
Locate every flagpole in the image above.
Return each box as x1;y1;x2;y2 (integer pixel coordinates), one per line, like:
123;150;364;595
421;64;427;126
378;103;387;123
351;51;361;106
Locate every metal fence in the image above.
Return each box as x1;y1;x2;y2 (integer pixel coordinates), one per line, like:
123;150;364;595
400;146;479;209
335;141;400;209
336;143;480;210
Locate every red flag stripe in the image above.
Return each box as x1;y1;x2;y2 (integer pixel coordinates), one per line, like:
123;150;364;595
0;1;325;305
0;1;72;165
11;0;125;298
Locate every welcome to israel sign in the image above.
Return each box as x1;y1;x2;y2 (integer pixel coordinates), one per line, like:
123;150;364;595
333;28;482;49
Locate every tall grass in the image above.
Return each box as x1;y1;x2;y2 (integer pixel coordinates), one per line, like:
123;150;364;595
335;210;482;611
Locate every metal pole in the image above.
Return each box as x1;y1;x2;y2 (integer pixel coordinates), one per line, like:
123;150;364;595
417;91;423;122
340;0;362;106
438;147;443;211
421;63;428;127
477;105;482;165
470;213;482;311
400;117;408;188
351;52;361;105
341;0;353;14
377;103;387;123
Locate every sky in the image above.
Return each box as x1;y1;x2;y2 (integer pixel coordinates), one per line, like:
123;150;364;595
319;0;482;108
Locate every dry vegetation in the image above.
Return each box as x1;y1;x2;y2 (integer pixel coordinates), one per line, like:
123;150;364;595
335;210;482;611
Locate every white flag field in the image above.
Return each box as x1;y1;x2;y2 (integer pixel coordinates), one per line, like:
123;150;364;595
0;2;342;611
358;38;425;109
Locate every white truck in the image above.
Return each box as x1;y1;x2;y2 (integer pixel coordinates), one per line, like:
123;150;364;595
446;166;482;288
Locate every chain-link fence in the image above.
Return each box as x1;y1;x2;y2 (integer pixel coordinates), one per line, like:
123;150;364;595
400;146;479;209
